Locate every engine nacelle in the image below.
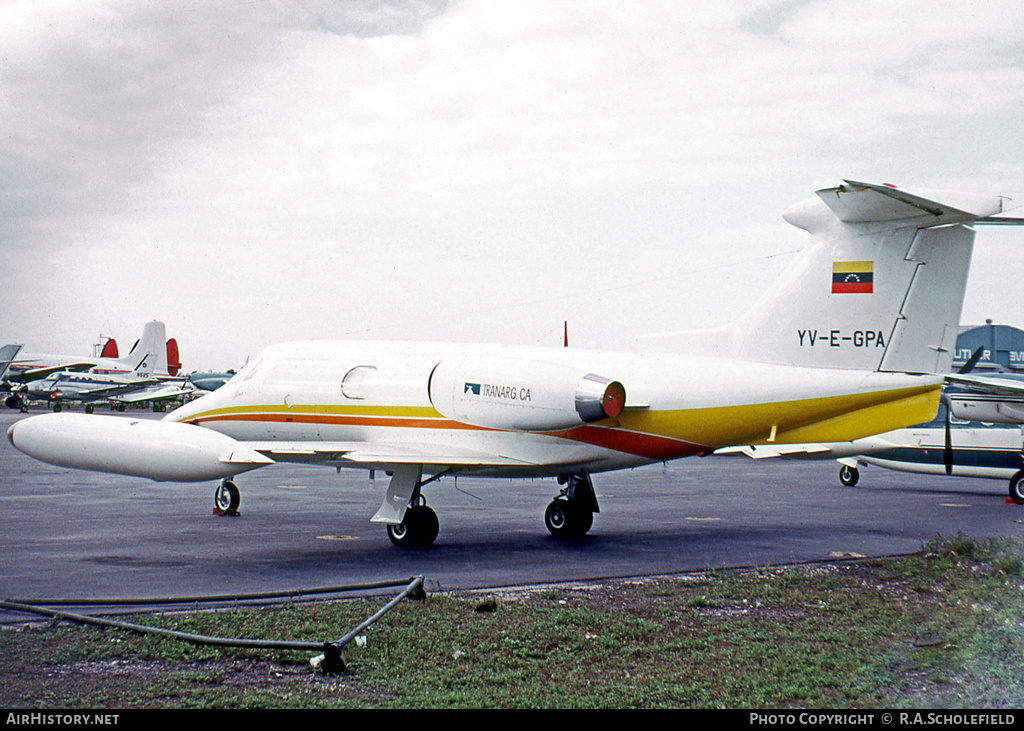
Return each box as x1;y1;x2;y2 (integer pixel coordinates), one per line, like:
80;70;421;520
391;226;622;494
428;358;626;432
948;395;1024;425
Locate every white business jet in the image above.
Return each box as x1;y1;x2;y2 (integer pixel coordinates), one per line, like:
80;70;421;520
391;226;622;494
9;181;1020;546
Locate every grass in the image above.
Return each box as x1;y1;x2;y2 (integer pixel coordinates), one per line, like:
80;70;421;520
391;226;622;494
2;533;1023;709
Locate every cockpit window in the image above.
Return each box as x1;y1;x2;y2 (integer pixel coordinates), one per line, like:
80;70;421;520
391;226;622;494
234;356;263;384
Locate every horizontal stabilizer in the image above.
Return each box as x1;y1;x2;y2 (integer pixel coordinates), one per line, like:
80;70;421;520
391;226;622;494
816;180;1005;225
643;179;1011;375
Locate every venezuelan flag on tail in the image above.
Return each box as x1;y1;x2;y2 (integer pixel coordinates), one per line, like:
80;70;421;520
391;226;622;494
832;261;873;294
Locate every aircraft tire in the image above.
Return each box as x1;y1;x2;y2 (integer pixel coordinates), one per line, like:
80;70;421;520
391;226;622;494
839;465;859;487
545;499;593;538
214;480;241;513
387;505;439;547
1009;471;1024;505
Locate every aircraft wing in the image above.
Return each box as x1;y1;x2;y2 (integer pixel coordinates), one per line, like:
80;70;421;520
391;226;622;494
715;444;833;459
715;435;899;461
75;379;164;400
944;374;1024;397
113;382;196;404
7;362;95;384
245;441;542;468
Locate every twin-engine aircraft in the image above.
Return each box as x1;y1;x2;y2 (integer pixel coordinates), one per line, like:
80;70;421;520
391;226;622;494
9;180;1021;546
2;321;180;411
832;410;1024;504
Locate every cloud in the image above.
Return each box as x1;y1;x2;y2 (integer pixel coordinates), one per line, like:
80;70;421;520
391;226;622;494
2;0;1022;368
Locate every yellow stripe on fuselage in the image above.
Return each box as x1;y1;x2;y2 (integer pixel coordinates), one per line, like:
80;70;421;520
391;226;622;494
174;382;940;460
613;382;939;448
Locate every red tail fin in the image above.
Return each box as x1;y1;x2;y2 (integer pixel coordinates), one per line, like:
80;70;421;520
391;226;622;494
100;338;119;358
166;338;181;376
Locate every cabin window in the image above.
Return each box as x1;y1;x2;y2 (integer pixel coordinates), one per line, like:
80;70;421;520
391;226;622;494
341;365;379;400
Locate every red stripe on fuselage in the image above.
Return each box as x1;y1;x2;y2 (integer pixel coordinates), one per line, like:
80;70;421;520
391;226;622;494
555;424;705;461
191;412;706;461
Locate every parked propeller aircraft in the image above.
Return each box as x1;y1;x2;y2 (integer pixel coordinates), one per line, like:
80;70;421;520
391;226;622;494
837;372;1024;502
186;370;236;392
2;321;180;411
9;180;1024;546
23;356;196;413
831;408;1024;504
1;344;94;410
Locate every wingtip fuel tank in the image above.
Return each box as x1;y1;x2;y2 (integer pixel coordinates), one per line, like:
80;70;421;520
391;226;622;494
7;413;274;482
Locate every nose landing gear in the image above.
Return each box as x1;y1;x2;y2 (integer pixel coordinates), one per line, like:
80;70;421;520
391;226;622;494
214;479;240;515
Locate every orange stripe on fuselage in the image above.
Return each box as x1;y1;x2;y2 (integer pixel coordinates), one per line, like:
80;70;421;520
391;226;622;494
186;409;705;459
192;411;485;431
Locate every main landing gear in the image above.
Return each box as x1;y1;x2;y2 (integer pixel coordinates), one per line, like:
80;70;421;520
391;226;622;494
375;465;442;547
387;497;439;547
1009;470;1024;505
545;474;599;539
838;464;860;487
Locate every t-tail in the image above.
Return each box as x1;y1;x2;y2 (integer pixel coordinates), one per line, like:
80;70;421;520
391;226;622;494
644;180;1018;374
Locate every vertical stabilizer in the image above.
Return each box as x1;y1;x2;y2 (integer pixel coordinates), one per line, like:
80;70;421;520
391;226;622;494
0;344;24;380
642;180;1009;374
122;321;169;375
99;338;119;359
166;338;181;376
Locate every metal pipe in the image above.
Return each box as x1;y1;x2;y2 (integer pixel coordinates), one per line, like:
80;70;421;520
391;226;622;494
2;575;427;675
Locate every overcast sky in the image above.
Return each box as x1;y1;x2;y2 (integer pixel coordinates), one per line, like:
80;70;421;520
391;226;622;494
2;0;1023;370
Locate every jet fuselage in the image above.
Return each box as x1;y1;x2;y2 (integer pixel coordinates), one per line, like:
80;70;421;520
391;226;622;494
165;340;942;478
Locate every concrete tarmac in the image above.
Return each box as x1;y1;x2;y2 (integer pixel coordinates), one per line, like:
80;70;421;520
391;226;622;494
3;409;1023;621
